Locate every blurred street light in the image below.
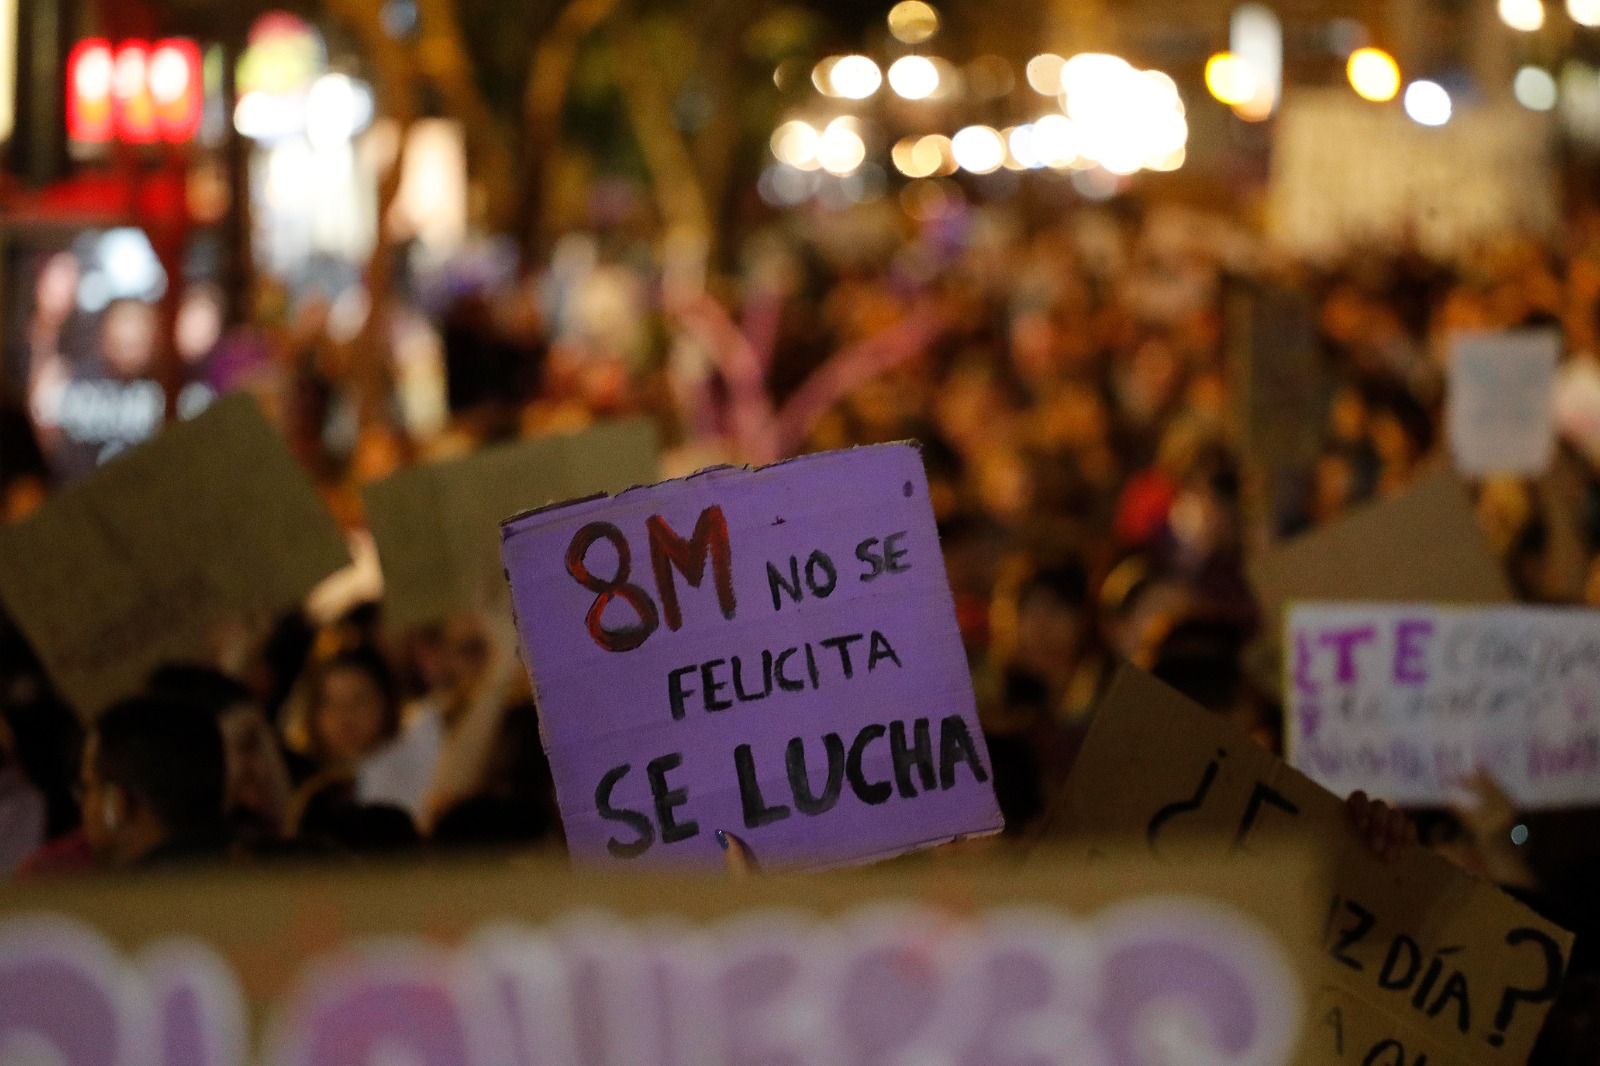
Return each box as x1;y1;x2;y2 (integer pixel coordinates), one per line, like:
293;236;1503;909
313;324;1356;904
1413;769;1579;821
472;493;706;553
822;55;881;99
1347;47;1401;102
887;1;939;45
888;56;939;100
1499;0;1546;31
817;116;866;174
1571;0;1600;26
951;124;1004;173
1204;52;1259;107
771;119;821;170
1026;54;1065;95
1404;80;1452;125
1514;66;1558;110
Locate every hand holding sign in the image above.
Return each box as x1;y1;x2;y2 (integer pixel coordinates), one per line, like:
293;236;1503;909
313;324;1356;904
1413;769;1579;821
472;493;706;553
500;444;1004;870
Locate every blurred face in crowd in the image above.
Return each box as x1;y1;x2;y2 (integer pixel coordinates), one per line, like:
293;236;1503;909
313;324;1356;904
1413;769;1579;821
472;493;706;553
79;732;144;863
314;665;391;765
100;301;158;380
440;613;490;718
1014;586;1083;681
218;704;291;831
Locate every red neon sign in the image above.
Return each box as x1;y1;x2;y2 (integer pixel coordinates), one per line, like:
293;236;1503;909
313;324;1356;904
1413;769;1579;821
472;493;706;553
112;40;156;144
150;39;202;143
66;38;113;143
68;36;203;145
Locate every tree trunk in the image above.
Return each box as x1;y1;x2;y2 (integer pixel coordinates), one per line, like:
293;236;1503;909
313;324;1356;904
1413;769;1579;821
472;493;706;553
517;0;625;263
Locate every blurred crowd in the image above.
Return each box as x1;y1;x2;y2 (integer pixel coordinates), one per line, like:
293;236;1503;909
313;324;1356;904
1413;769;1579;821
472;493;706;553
7;194;1600;1056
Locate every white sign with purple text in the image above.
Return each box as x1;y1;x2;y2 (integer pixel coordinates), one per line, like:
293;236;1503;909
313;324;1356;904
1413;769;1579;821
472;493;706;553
1288;604;1600;808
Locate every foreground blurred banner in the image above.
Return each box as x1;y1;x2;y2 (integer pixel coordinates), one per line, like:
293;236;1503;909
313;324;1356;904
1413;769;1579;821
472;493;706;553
0;851;1319;1065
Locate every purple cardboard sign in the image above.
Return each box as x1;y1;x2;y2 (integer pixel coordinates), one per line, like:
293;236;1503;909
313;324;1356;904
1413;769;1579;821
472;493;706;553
500;444;1004;869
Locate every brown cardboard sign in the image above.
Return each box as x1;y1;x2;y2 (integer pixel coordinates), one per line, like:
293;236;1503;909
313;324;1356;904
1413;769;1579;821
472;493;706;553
1249;469;1512;632
363;419;658;627
0;395;347;716
0;850;1322;1063
1054;665;1573;1066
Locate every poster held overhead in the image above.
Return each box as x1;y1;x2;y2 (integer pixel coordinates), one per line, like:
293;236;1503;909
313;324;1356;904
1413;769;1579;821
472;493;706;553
0;394;348;717
500;443;1004;871
363;419;658;627
1051;664;1572;1066
1448;329;1559;477
1288;602;1600;808
1248;468;1512;634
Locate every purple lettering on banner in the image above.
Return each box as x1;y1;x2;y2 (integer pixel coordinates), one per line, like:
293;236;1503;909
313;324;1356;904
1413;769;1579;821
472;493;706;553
0;918;131;1066
265;950;477;1066
1393;619;1434;686
1319;626;1378;684
470;927;584;1066
0;904;1305;1066
833;908;946;1066
1293;631;1320;697
945;913;1099;1066
500;446;1004;871
142;942;248;1066
1091;902;1301;1066
712;919;822;1066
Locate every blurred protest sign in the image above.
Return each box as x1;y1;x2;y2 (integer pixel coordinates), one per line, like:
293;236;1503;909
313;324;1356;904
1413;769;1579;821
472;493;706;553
364;419;657;626
1448;329;1559;477
1555;357;1600;465
0;850;1317;1064
1225;280;1330;541
0;394;347;716
501;444;1003;870
1289;603;1600;808
1249;469;1512;633
1054;665;1573;1066
1269;90;1556;263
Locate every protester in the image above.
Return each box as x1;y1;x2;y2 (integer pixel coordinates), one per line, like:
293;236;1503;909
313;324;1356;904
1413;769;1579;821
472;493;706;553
301;645;401;776
7;191;1600;1057
78;696;230;868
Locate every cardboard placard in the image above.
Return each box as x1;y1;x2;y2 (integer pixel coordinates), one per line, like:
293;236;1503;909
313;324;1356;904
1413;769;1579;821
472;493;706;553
1051;665;1573;1066
1248;470;1512;635
0;850;1322;1064
1448;329;1559;477
364;419;658;627
1268;90;1557;263
500;444;1004;870
0;395;347;716
1289;603;1600;808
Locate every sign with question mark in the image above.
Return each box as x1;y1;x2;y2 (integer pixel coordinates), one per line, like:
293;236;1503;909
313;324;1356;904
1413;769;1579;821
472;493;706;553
1050;666;1574;1066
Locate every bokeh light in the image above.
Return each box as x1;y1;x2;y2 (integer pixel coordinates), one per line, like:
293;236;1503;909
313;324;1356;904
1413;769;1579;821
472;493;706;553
1499;0;1546;31
1403;80;1452;126
1571;0;1600;26
816;116;867;174
825;55;882;99
1514;65;1558;110
1204;52;1259;107
888;55;940;100
1031;114;1080;168
951;124;1005;174
770;119;820;170
1347;47;1401;103
886;1;939;45
1025;54;1065;95
1058;56;1187;173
